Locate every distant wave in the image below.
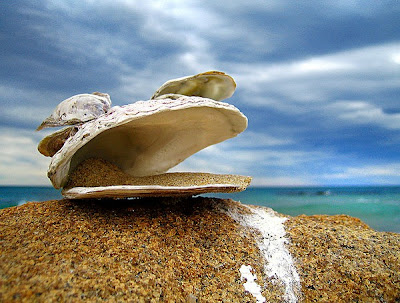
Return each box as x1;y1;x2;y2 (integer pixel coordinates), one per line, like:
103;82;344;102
278;186;400;197
18;200;27;206
282;190;332;196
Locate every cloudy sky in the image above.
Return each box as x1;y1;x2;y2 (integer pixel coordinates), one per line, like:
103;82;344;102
1;0;399;186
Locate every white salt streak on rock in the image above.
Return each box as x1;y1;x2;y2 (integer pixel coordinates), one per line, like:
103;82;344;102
240;264;266;303
222;204;301;303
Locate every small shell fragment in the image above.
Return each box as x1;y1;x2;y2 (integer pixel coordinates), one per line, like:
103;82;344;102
151;71;236;101
36;92;111;131
38;126;78;157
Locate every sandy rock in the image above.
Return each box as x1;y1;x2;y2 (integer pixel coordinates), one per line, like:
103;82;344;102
285;214;400;302
0;198;399;302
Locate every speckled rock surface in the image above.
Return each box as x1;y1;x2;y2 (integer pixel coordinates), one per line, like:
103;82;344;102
1;198;399;302
285;214;400;302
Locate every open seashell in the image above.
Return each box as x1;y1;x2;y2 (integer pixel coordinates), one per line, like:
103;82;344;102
36;92;111;131
47;95;249;198
151;71;236;101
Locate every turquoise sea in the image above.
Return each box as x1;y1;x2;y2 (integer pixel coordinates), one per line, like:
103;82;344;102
1;186;399;233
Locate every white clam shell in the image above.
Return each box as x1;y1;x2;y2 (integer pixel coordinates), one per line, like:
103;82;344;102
151;71;236;101
62;183;248;199
36;92;111;130
48;96;247;189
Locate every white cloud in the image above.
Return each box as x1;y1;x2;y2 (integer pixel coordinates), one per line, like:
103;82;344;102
0;84;65;107
172;141;324;186
393;53;400;65
0;128;52;185
250;176;315;187
172;136;333;184
32;0;218;70
320;162;400;184
232;42;400;106
326;101;400;130
224;131;294;148
293;58;352;73
2;106;50;127
0;84;93;128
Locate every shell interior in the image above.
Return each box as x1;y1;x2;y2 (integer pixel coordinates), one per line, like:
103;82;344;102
151;71;236;101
